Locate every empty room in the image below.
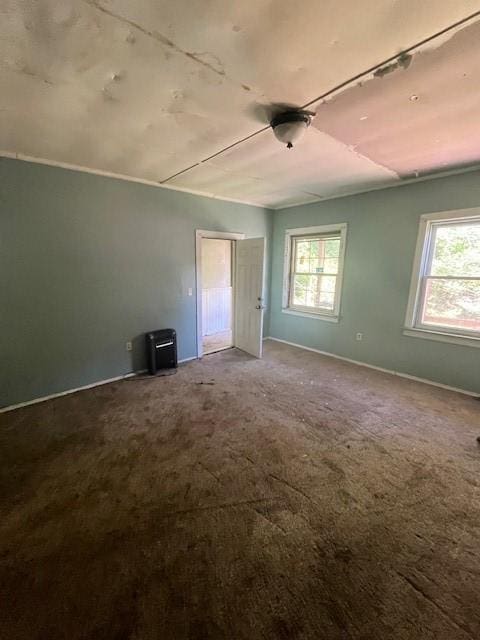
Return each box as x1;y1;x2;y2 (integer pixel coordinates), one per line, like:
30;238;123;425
1;2;480;639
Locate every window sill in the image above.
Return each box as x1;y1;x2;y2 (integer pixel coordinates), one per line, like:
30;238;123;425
282;308;339;323
403;327;480;349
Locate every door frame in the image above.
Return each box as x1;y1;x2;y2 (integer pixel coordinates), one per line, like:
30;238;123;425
195;230;245;358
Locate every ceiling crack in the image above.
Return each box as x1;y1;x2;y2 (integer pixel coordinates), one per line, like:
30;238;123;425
82;0;260;91
83;0;224;76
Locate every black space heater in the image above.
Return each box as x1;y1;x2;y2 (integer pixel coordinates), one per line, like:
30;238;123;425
146;329;177;375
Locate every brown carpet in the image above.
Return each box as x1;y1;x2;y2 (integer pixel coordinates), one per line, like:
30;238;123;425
1;340;479;640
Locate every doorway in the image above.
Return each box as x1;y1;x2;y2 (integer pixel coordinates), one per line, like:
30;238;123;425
201;237;233;355
195;230;266;359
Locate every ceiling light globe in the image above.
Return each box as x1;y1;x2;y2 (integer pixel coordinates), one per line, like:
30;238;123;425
271;111;313;148
273;121;308;148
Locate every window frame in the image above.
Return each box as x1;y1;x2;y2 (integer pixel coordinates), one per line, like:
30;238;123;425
282;223;347;322
404;208;480;346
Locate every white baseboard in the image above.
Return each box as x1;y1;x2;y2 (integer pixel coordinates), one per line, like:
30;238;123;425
1;357;198;414
265;337;478;398
3;339;475;414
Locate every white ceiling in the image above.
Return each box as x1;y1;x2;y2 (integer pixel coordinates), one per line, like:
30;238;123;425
1;1;480;208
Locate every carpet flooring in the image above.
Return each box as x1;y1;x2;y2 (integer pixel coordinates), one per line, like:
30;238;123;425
1;340;479;640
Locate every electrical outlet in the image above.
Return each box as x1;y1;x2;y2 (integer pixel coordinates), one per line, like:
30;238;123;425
356;332;363;341
188;287;193;296
126;341;132;351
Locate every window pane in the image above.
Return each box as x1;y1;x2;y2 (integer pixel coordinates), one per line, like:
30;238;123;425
295;237;340;274
430;222;480;277
320;275;336;293
292;274;310;307
292;274;336;310
422;278;480;331
324;238;340;258
323;257;339;274
295;240;311;271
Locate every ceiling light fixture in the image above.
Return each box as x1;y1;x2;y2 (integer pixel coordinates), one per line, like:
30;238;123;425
271;110;314;149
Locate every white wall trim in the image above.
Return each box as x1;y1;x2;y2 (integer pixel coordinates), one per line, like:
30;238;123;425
4;336;476;413
403;327;480;348
282;223;347;319
281;308;339;322
196;230;246;241
5;152;480;215
0;371;143;414
0;358;197;414
0;150;270;211
273;164;480;211
404;207;480;343
7;151;480;215
265;337;478;397
195;229;245;359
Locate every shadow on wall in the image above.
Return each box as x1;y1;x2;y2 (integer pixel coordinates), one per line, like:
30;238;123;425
130;333;148;372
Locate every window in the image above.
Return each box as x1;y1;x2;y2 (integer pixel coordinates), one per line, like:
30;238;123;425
405;210;480;344
283;224;347;321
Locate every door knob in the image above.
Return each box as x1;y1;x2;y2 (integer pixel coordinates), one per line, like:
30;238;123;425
255;305;266;310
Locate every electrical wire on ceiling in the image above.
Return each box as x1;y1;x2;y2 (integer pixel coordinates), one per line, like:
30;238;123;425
160;8;480;184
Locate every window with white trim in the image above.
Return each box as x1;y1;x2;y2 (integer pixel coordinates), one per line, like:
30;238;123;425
283;224;347;320
405;210;480;341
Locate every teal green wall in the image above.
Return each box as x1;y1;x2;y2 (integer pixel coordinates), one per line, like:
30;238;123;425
270;171;480;394
0;158;272;408
3;157;479;407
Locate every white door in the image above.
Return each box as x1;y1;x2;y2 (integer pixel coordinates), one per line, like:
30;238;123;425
234;237;265;358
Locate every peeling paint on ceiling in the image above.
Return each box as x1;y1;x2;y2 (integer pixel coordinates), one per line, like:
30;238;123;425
313;20;480;179
1;1;480;208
